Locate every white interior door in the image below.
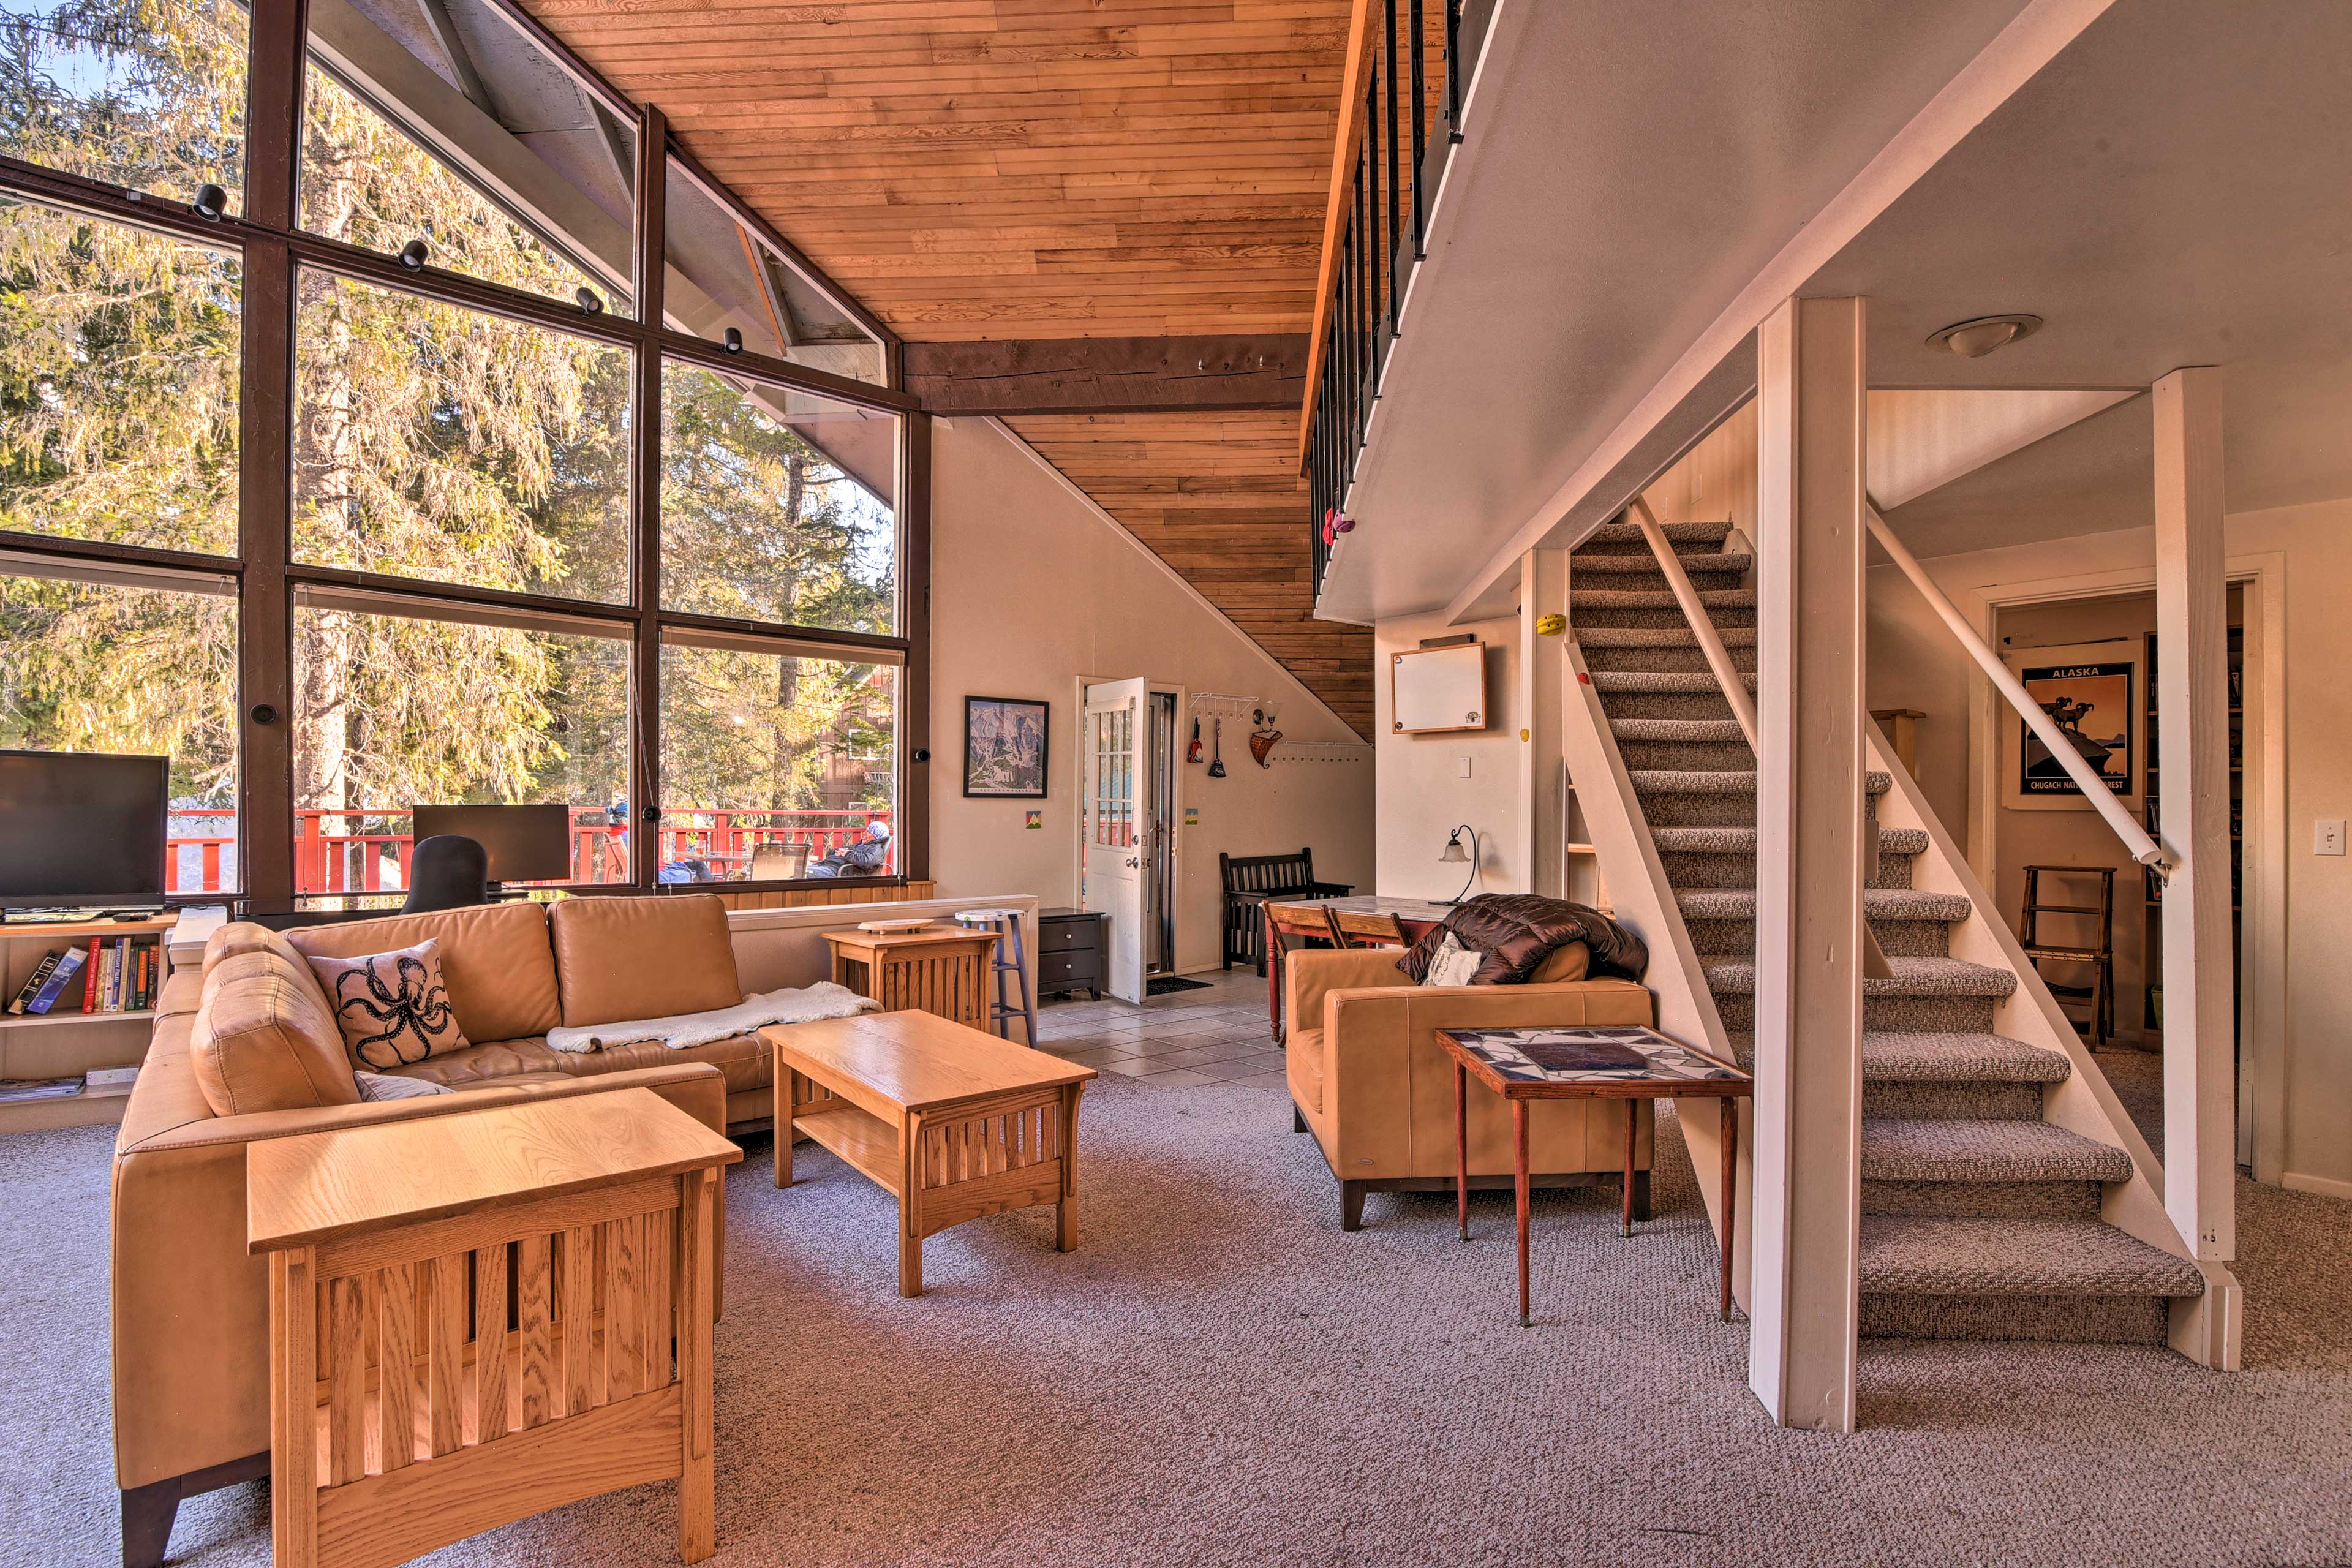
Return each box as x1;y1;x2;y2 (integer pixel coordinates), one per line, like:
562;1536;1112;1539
1081;679;1152;1003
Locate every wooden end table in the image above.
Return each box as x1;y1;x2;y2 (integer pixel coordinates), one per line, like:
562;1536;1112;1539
247;1088;742;1568
1434;1025;1752;1327
823;924;1000;1027
767;1010;1096;1297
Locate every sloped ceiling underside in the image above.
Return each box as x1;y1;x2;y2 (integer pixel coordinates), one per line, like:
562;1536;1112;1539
1006;412;1373;737
518;1;1361;734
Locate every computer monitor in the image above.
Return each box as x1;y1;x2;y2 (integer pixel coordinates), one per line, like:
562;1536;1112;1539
409;803;573;888
0;750;168;913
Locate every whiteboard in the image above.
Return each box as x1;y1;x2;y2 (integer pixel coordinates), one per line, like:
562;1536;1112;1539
1392;642;1487;733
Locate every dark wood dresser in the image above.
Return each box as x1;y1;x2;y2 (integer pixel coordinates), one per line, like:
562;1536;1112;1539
1036;907;1108;1000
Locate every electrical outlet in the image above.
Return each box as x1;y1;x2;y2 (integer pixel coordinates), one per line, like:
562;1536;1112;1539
1458;756;1473;779
2318;818;2346;856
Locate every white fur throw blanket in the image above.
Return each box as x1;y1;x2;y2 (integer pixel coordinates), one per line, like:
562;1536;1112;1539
546;982;878;1054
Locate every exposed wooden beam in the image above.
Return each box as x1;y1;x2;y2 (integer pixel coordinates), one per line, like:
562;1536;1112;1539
908;336;1309;416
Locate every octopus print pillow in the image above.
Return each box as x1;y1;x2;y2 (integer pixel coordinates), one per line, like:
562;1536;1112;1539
303;939;470;1071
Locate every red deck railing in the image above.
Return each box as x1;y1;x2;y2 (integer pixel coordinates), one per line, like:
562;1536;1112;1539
164;808;889;895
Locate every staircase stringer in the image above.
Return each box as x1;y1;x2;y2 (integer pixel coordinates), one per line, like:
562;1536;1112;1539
1865;719;2242;1369
1559;635;1750;1310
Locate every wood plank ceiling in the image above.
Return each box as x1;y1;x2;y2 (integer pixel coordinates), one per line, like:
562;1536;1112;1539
520;0;1373;737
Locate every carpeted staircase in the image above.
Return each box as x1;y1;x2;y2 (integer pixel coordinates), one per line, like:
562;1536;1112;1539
1569;518;2204;1344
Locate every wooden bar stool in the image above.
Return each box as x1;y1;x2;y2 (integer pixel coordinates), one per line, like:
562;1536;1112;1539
2019;864;2115;1047
955;907;1037;1045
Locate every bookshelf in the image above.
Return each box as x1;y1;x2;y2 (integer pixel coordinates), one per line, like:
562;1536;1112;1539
0;913;175;1131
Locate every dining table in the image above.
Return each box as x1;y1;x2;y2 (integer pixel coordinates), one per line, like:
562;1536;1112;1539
1259;893;1453;1040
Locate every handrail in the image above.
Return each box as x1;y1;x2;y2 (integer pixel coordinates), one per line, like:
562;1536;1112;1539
1864;500;2169;873
1296;0;1381;469
1630;497;1758;750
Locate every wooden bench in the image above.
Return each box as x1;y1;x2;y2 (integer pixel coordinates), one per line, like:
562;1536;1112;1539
1218;848;1353;975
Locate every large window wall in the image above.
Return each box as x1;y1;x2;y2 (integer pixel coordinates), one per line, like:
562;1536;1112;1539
0;0;925;910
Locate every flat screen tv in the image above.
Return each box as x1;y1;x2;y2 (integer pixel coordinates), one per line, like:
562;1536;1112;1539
410;802;573;886
0;751;170;911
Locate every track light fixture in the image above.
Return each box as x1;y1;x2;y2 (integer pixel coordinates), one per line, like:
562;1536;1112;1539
190;183;227;221
722;326;744;354
397;239;429;271
575;286;605;315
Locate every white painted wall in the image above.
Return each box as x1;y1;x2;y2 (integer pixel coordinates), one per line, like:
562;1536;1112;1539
1868;500;2352;1197
926;417;1375;974
1373;612;1523;901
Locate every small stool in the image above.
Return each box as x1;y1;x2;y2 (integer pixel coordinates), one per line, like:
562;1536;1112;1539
957;908;1037;1046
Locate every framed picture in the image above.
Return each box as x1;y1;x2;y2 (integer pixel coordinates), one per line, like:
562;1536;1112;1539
963;696;1050;798
2000;641;2139;812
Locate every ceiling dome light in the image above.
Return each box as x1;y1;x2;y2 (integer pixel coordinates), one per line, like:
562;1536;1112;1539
1928;314;2043;359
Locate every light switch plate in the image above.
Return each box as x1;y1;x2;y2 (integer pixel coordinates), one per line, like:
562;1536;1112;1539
2318;818;2346;856
1458;756;1473;779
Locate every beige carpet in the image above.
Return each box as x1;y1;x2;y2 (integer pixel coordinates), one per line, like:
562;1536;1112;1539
9;1071;2350;1568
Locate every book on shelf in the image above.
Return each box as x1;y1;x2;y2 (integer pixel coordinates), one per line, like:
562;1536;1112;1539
81;938;102;1012
23;946;88;1016
8;952;62;1014
0;1077;82;1104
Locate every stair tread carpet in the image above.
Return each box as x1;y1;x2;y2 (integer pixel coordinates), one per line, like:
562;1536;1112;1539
1702;956;2018;998
1858;1031;2073;1084
1578;625;1761;649
1728;1030;2074;1084
1650;824;1928;857
1570;551;1752;576
1861;1118;2133;1183
1611;718;1749;742
1589;670;1762;694
1572;588;1758;611
1577;519;1734;549
1860;1216;2206;1298
1679;888;1972;924
1629;769;1892;796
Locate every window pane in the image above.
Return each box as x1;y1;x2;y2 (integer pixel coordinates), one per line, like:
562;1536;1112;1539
0;0;248;211
658;640;894;884
0;563;241;894
291;596;630;896
302;0;635;315
660;362;895;633
0;197;239;556
292;269;630;601
663;158;884;386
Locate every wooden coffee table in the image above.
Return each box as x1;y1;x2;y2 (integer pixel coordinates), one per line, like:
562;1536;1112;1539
766;1011;1095;1297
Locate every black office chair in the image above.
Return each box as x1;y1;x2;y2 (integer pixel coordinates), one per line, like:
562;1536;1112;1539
403;834;489;914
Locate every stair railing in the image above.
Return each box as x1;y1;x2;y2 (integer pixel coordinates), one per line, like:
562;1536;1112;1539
1632;496;1894;979
1629;497;1758;748
1864;500;2169;875
1304;0;1498;601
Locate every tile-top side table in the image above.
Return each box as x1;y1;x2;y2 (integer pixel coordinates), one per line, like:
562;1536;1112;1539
1436;1025;1752;1327
247;1088;741;1568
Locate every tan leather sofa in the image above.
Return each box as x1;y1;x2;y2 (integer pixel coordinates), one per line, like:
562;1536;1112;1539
1283;943;1655;1228
114;895;763;1568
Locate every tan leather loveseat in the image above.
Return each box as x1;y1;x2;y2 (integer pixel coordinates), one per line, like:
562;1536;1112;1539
1284;942;1655;1228
113;894;763;1567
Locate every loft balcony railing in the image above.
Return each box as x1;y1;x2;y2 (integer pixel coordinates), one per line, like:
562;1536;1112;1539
1303;0;1498;602
163;807;891;897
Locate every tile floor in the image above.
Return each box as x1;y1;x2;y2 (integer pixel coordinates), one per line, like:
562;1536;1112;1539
1027;966;1287;1090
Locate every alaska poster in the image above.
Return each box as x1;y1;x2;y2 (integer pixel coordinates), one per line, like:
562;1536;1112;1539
2018;660;2135;797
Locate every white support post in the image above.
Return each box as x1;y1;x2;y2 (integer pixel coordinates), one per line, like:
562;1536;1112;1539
1520;548;1570;897
1747;296;1866;1432
2151;366;2235;1263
